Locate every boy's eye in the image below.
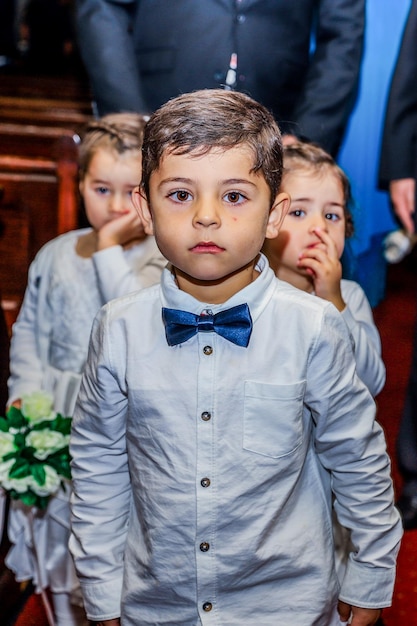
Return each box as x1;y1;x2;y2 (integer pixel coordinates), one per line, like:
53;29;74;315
224;191;246;204
168;190;192;202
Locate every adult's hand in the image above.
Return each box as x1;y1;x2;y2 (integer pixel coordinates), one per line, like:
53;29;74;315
389;178;415;233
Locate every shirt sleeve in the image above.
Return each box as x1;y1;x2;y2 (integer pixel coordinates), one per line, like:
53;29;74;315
379;0;417;186
92;239;166;303
69;304;130;621
340;281;386;397
292;0;365;155
8;249;50;403
306;305;402;608
75;0;147;115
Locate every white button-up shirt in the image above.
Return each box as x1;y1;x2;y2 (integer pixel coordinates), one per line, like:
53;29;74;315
70;255;402;625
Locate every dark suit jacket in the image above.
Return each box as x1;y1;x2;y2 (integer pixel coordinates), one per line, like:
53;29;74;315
379;0;417;187
75;0;364;156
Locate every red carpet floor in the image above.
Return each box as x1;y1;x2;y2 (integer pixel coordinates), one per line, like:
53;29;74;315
373;252;417;626
2;253;417;625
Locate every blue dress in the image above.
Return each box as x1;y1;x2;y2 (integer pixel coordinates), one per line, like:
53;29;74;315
338;0;411;306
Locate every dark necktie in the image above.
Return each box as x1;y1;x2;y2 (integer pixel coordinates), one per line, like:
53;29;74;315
162;303;252;347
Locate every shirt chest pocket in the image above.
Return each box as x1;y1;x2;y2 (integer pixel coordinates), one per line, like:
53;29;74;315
243;380;306;458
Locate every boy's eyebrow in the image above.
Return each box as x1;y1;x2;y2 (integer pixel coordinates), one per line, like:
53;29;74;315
159;177;258;187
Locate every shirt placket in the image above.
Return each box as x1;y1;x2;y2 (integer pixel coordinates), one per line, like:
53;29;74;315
195;321;219;623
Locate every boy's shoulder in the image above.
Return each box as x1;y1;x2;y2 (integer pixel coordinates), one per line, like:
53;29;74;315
102;281;161;317
273;275;332;313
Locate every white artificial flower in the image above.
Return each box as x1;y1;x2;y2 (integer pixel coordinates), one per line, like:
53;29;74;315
0;458;16;483
0;431;16;460
29;465;61;496
21;390;56;423
1;469;33;494
1;464;61;497
26;429;69;460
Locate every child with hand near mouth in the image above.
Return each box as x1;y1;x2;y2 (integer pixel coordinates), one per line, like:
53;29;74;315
263;141;385;397
6;112;166;626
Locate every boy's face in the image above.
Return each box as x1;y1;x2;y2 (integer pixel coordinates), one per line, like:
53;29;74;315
266;167;346;290
134;146;288;302
80;148;144;235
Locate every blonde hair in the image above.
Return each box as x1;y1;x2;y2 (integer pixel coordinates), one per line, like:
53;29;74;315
78;112;147;180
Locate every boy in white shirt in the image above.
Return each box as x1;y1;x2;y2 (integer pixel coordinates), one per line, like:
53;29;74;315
69;89;402;626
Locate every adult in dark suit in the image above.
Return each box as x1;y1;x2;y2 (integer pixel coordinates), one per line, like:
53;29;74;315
75;0;365;157
379;0;417;530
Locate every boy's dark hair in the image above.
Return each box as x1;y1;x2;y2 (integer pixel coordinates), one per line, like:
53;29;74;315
79;112;147;180
282;141;354;237
141;89;283;204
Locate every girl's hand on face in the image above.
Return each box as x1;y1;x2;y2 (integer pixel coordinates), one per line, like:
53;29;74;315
97;205;147;250
297;227;346;311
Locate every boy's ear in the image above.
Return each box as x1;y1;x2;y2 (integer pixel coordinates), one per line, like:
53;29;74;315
265;192;290;239
132;186;154;236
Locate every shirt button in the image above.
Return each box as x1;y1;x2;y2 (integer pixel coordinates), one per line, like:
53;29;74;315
201;477;211;488
203;345;213;355
201;411;211;421
237;13;246;23
200;542;210;552
203;602;213;612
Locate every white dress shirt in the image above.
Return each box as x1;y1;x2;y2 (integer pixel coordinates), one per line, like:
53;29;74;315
70;254;402;625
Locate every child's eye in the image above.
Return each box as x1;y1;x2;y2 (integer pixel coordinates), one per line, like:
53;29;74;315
168;190;192;202
224;191;246;204
325;212;342;222
289;208;305;218
95;186;110;195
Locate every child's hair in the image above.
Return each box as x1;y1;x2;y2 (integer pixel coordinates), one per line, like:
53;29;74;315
282;141;354;237
140;88;283;204
78;112;148;180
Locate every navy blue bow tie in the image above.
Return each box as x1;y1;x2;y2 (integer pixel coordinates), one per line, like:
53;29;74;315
162;303;253;347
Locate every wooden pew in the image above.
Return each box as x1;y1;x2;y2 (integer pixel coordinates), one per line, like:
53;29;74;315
0;70;91;329
0;73;93;107
0;98;92;132
0;122;81;159
0;131;80;327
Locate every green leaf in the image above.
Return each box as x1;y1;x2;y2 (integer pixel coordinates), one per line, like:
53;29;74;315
47;449;72;480
6;406;28;429
2;450;18;462
18;490;38;507
13;432;27;450
0;417;8;432
33;415;71;435
9;459;31;478
31;463;46;486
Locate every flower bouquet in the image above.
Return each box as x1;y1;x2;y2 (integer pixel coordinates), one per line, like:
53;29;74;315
0;390;72;510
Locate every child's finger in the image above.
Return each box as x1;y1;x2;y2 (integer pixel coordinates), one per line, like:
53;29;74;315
312;227;339;258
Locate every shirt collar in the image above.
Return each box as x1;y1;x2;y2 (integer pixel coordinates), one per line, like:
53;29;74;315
160;253;277;323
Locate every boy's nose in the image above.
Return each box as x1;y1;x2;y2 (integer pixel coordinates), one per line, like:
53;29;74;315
193;200;221;227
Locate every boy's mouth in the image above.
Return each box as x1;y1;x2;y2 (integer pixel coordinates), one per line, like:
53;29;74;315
191;242;225;253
